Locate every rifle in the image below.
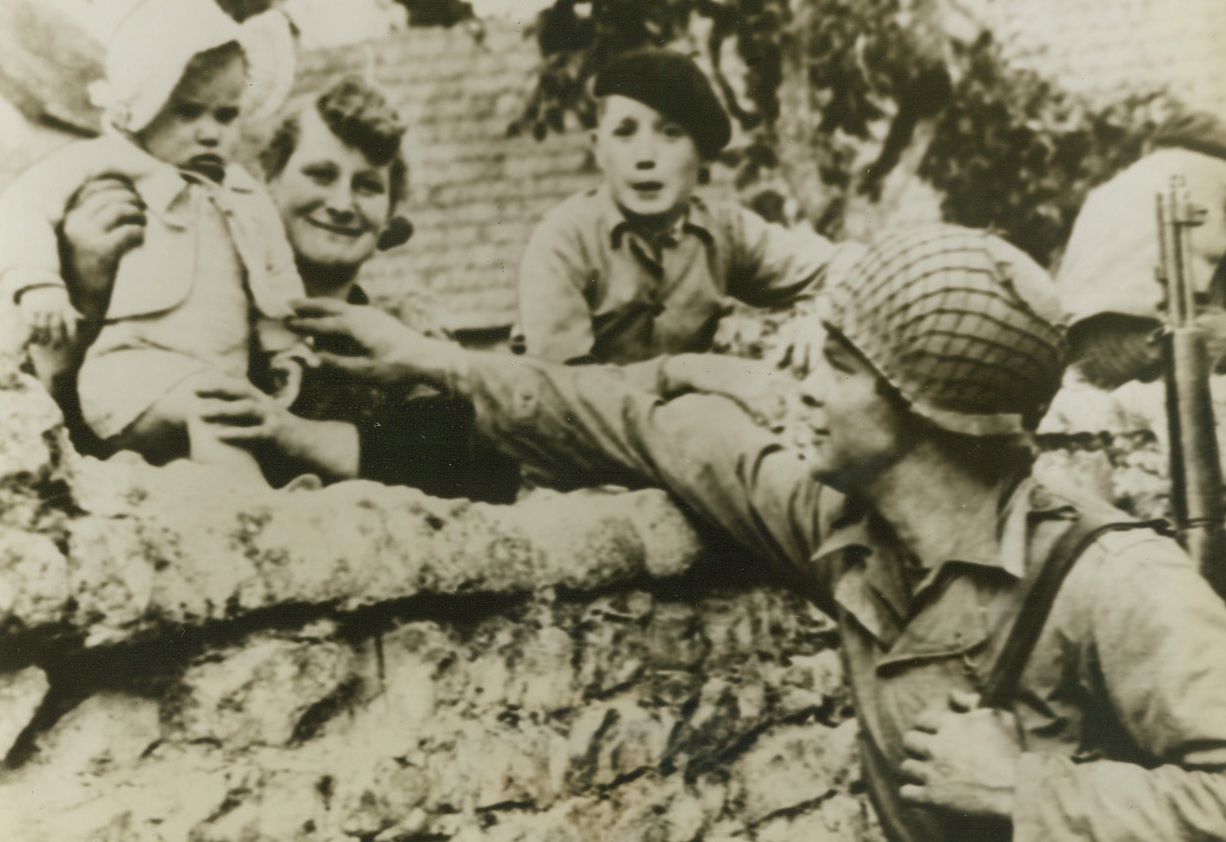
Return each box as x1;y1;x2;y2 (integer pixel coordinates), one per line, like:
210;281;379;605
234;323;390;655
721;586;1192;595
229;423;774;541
1156;176;1226;598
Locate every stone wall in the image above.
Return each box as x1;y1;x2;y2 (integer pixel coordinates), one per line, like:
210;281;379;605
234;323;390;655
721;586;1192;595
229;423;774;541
0;364;883;841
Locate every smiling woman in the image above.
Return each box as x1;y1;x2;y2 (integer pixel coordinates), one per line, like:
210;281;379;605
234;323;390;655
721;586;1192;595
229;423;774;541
260;75;411;295
268;107;392;270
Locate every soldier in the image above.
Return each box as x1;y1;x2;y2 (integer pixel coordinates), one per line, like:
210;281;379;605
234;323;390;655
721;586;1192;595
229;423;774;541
291;224;1226;841
514;47;843;368
1059;111;1226;389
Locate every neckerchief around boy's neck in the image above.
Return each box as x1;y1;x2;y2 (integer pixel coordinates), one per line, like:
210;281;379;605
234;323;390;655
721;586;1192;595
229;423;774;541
624;207;690;260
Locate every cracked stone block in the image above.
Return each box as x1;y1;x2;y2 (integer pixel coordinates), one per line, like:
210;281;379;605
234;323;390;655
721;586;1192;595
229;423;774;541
352;623;445;730
0;583;866;841
574;593;653;697
0;528;69;630
753;791;884;842
170;637;360;749
0;693;169;839
580;773;712;842
186;766;326;842
643;600;708;672
41;457;711;646
0;371;61;481
29;692;161;779
333;755;431;839
413;717;569;813
776;649;845;714
426;611;582;719
0;665;47;756
447;773;712;842
730;718;861;825
572;698;678;789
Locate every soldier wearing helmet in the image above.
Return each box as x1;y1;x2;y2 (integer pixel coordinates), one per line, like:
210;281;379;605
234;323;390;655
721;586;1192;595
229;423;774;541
290;224;1226;842
1059;111;1226;389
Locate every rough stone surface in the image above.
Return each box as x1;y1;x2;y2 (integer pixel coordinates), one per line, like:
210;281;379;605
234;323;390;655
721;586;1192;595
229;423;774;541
0;586;852;841
0;665;48;757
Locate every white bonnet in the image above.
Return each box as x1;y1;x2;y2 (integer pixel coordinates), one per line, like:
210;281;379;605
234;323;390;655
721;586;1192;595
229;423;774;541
89;0;296;134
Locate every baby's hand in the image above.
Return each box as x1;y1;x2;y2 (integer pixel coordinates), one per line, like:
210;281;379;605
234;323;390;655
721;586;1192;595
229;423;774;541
18;286;82;347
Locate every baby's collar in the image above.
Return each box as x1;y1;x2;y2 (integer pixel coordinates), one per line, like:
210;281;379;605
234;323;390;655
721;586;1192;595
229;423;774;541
97;126;257;215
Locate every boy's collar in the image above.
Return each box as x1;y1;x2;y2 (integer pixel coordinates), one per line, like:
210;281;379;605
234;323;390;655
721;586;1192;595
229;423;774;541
596;184;715;249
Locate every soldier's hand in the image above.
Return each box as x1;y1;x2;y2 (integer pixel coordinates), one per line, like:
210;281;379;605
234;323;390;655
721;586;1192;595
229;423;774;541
288;298;465;389
767;310;824;377
898;691;1022;821
661;353;791;431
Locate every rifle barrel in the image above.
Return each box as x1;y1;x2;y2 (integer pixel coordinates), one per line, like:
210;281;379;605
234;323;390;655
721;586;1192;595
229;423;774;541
1158;177;1226;598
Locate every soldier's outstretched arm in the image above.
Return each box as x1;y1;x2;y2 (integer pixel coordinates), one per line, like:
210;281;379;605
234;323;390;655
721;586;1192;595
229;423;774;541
290;298;827;589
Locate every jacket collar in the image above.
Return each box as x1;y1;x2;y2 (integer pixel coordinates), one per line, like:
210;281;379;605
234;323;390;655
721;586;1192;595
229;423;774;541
95;134;259;219
815;475;1074;632
595;184;716;250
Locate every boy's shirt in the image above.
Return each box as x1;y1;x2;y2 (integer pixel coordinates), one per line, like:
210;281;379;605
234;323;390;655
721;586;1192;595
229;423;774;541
515;185;840;365
0;134;304;354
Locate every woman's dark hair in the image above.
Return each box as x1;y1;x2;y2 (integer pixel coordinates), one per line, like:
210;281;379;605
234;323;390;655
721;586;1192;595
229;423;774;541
260;75;409;212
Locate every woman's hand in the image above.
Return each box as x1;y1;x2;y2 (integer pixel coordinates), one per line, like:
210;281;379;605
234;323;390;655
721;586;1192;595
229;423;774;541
195;374;292;443
288;298;466;389
193;374;359;480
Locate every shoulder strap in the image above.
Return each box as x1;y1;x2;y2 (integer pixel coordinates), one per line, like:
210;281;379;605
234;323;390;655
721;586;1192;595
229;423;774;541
980;515;1169;708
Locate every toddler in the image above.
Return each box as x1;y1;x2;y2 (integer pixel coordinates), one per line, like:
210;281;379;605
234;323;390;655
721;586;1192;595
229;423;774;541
0;0;307;486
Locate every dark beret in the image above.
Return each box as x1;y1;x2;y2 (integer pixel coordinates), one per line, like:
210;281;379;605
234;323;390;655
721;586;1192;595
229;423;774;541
593;48;731;159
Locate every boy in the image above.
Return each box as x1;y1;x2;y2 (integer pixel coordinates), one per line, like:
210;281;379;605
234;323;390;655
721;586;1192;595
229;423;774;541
514;47;842;366
0;0;306;486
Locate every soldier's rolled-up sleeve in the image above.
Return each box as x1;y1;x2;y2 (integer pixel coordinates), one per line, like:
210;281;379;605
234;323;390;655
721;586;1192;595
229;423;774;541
1013;535;1226;841
463;353;825;584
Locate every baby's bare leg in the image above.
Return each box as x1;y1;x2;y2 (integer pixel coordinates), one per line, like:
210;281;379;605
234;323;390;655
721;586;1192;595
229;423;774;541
113;374;269;486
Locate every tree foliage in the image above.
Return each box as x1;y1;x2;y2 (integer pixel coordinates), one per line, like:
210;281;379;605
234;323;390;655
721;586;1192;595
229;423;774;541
515;0;1165;266
919;33;1159;264
509;0;794;141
